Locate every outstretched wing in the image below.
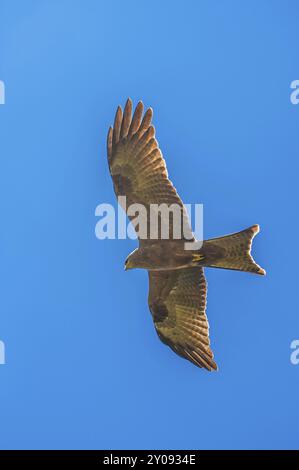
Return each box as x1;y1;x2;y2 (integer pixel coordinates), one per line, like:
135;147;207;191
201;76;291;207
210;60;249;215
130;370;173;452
148;268;217;371
107;99;193;243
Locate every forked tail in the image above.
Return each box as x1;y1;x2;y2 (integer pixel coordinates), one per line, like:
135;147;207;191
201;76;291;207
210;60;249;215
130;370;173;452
202;224;266;275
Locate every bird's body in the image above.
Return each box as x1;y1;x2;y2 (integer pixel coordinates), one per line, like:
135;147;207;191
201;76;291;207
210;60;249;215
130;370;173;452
124;242;202;271
106;99;265;371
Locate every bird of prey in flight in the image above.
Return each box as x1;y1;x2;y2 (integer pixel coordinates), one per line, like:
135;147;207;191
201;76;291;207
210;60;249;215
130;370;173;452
107;99;265;371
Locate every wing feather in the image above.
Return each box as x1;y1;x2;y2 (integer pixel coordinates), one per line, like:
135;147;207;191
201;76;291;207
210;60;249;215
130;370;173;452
128;101;143;136
148;268;218;371
107;99;193;243
113;106;122;147
120;98;132;139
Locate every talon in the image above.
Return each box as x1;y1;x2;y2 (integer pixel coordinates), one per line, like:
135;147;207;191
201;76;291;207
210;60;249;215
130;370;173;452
193;253;204;262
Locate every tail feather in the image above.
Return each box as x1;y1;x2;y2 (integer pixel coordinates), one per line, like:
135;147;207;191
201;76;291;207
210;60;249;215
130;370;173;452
203;224;266;275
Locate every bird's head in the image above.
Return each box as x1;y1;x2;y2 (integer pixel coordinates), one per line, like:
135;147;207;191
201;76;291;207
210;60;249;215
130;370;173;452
124;249;139;271
124;256;134;270
124;248;149;270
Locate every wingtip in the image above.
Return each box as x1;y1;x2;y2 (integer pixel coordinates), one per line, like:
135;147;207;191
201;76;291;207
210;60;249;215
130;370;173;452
107;125;113;141
208;359;218;372
107;126;113;158
144;106;153;122
258;267;266;276
115;105;123;123
200;360;218;372
126;98;144;107
135;100;144;114
125;97;133;108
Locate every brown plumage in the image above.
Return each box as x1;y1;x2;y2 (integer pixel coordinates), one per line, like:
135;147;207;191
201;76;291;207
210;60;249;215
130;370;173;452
148;268;216;370
107;98;265;371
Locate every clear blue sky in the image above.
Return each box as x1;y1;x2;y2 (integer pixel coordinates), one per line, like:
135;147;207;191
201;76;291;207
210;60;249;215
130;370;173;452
0;0;298;450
